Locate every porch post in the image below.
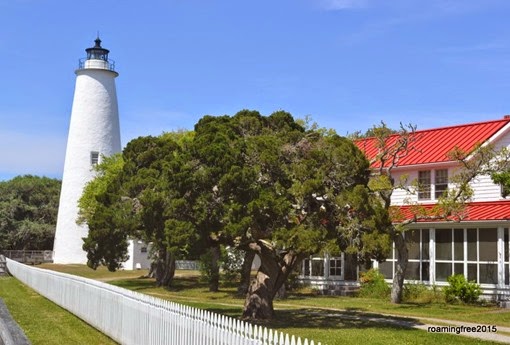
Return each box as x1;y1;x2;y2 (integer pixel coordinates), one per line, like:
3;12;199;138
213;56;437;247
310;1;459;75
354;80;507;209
498;227;505;288
429;228;436;285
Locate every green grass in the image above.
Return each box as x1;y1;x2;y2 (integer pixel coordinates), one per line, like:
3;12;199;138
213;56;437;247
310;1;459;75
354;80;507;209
0;276;117;345
11;264;510;344
39;265;507;344
38;263;149;281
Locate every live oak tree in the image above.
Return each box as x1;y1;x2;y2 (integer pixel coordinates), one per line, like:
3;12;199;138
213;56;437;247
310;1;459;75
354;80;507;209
79;133;198;286
80;110;391;317
192;110;391;319
0;175;61;250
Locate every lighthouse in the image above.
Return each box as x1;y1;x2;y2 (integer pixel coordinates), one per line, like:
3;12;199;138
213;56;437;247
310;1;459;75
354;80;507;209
53;37;121;264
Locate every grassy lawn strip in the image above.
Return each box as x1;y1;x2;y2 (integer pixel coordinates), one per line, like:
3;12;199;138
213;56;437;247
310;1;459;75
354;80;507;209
38;264;507;344
0;277;117;345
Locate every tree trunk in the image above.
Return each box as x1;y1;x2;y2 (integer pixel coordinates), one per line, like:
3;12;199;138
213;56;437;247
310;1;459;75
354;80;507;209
391;232;408;304
150;249;176;287
237;250;255;296
242;242;299;320
209;245;220;292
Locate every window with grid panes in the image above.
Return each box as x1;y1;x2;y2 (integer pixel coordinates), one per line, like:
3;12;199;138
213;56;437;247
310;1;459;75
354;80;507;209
435;169;448;198
418;171;431;200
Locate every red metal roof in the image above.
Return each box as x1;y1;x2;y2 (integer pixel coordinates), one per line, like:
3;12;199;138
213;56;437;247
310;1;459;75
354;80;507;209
355;118;510;167
392;201;510;223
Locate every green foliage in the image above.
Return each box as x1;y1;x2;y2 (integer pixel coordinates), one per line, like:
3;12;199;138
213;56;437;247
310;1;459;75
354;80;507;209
0;175;61;250
358;269;390;298
77;154;124;225
492;171;510;197
198;250;216;284
444;274;481;304
80;109;392;296
403;283;444;303
79;134;198;275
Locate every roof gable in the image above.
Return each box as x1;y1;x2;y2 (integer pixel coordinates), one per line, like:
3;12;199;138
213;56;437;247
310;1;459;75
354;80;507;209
355;118;510;167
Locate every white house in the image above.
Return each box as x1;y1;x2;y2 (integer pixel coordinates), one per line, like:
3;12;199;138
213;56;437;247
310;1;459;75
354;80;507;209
299;116;510;299
122;240;152;270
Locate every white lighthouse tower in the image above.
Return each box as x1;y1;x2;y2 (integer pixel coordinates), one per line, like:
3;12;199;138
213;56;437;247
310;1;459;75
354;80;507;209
53;37;121;264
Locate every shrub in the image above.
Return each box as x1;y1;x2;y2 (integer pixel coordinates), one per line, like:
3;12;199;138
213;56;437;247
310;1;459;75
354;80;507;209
358;268;390;298
403;283;444;303
198;251;215;284
444;274;481;304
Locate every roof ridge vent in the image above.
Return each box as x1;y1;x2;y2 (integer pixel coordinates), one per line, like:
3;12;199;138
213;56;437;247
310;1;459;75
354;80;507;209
505;115;510;119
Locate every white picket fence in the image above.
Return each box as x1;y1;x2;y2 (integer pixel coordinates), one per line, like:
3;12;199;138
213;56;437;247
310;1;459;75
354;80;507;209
5;259;321;345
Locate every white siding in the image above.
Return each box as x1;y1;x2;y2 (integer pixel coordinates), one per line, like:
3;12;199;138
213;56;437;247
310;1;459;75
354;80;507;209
470;129;510;202
123;240;152;270
471;174;505;202
390;170;418;205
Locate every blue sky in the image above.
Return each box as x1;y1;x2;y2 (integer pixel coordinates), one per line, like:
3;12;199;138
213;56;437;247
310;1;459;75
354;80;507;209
1;0;510;181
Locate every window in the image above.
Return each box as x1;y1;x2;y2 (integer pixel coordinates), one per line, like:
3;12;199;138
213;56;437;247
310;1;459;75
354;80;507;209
90;151;99;166
378;229;430;282
418;171;431;200
439;228;498;285
435;169;448;198
301;256;325;277
418;169;448;200
329;258;342;277
141;247;147;253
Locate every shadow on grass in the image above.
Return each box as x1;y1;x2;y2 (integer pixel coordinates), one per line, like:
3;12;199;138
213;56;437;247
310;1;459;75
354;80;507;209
265;308;422;331
200;305;423;332
109;278;157;291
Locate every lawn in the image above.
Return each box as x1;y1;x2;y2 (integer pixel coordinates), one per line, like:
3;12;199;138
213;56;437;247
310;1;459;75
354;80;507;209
37;264;509;344
0;276;117;345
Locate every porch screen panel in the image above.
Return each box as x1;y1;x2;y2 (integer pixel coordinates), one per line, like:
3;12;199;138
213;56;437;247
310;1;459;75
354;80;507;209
406;262;420;280
436;263;452;281
468;263;477;281
479;264;498;284
421;262;430;281
408;230;420;260
454;229;464;260
422;230;430;260
478;228;497;284
436;229;452;260
467;229;477;261
479;229;497;261
378;261;393;279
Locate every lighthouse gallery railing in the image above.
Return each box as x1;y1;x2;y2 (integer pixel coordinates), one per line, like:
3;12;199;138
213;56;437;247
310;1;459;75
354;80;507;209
5;258;320;345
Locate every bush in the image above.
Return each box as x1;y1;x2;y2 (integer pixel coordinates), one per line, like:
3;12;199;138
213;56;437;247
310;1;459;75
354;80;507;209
403;283;444;303
198;251;215;284
358;269;390;298
444;274;481;304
